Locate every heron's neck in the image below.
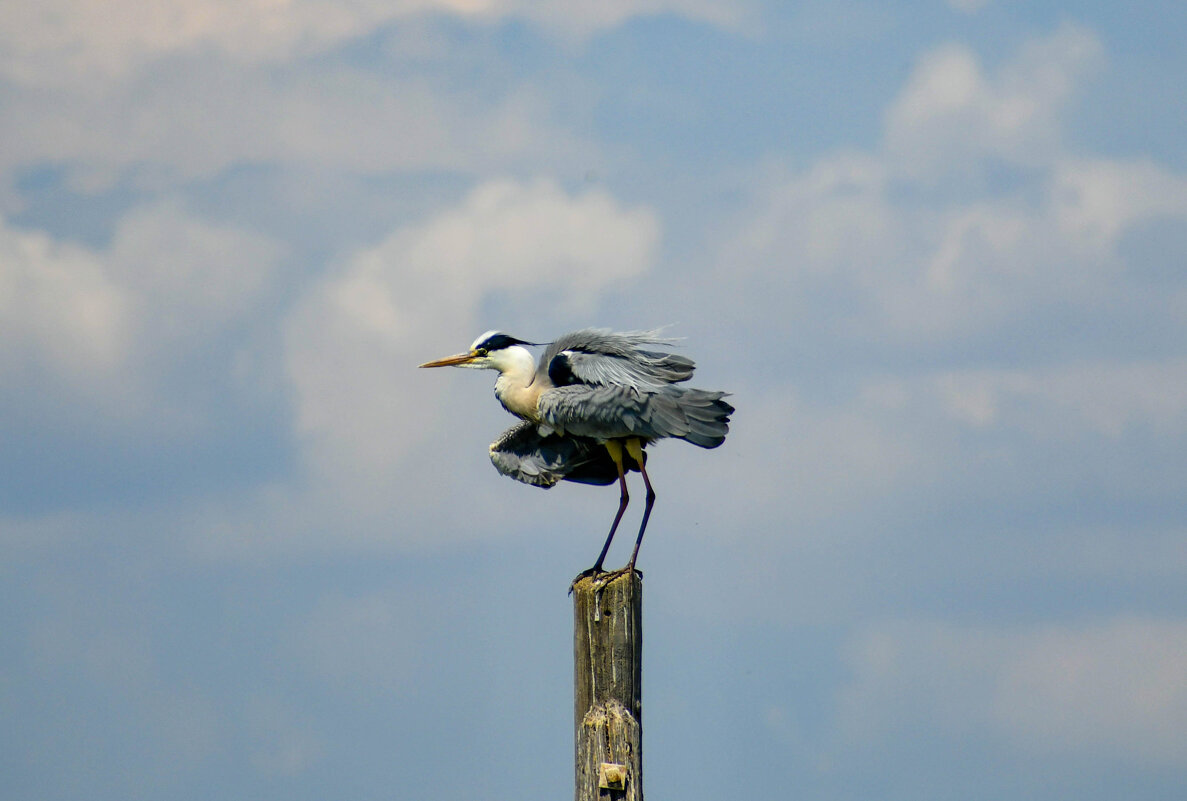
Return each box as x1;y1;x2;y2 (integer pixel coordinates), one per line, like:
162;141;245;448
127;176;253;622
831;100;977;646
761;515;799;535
492;346;543;420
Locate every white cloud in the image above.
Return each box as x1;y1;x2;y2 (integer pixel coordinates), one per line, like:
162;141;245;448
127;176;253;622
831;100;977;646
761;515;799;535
997;620;1187;763
494;0;748;41
739;152;898;283
1053;157;1187;251
674;346;1187;629
0;202;282;421
0;0;748;87
885;22;1102;177
280;177;659;543
0;1;750;199
724;384;923;529
730;25;1186;346
107;200;282;341
0;215;129;380
840;618;1187;764
719;353;1187;538
935;360;1187;438
0;0;359;86
0;62;593;194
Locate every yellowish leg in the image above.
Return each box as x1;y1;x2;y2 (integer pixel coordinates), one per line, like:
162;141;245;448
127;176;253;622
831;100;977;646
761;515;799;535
605;439;624;467
589;440;629;574
624;438;654;572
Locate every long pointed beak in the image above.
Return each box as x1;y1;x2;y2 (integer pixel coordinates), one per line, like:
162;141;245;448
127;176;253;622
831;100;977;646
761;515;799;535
419;351;478;368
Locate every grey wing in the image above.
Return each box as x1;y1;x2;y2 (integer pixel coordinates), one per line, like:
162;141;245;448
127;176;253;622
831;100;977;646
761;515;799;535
489;422;620;487
538;384;734;448
540;329;696;390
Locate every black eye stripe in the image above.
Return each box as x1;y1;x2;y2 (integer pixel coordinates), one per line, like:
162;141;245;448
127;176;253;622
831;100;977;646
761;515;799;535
476;334;530;352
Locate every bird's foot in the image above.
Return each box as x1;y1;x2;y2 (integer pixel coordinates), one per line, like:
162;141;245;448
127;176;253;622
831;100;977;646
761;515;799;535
569;565;607;594
569;564;644;594
591;564;642;588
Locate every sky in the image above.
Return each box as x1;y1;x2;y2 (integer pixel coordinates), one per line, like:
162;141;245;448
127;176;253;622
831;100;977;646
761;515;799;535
2;1;1187;799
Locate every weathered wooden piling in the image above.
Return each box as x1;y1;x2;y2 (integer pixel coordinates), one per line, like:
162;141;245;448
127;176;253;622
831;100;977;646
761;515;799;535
572;571;643;801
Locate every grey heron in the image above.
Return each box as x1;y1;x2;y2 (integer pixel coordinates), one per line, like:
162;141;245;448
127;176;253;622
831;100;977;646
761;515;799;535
419;328;733;577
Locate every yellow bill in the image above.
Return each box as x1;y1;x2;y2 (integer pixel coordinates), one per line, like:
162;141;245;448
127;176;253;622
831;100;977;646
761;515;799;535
418;351;478;368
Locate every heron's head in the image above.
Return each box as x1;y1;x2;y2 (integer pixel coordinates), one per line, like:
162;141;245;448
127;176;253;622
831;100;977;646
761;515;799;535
419;331;537;372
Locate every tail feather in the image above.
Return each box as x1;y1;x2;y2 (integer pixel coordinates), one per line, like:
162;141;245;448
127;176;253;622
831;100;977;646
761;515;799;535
674;390;733;449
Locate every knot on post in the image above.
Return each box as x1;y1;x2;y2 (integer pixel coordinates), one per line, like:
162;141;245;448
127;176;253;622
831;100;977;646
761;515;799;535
599;762;628;790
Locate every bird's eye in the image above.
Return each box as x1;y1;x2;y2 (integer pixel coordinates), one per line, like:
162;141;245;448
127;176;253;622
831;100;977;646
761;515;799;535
475;348;488;357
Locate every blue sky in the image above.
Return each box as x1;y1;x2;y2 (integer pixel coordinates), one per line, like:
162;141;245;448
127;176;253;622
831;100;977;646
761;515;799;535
3;2;1186;799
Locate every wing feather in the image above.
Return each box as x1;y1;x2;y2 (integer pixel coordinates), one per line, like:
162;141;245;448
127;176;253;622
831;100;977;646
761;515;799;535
541;329;695;390
531;328;734;449
489;421;621;487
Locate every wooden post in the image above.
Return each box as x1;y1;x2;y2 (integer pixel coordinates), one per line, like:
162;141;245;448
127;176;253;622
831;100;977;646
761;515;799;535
573;571;643;801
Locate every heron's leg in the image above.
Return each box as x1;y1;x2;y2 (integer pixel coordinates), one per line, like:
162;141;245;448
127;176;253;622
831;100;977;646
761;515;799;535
624;438;654;572
589;440;629;574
